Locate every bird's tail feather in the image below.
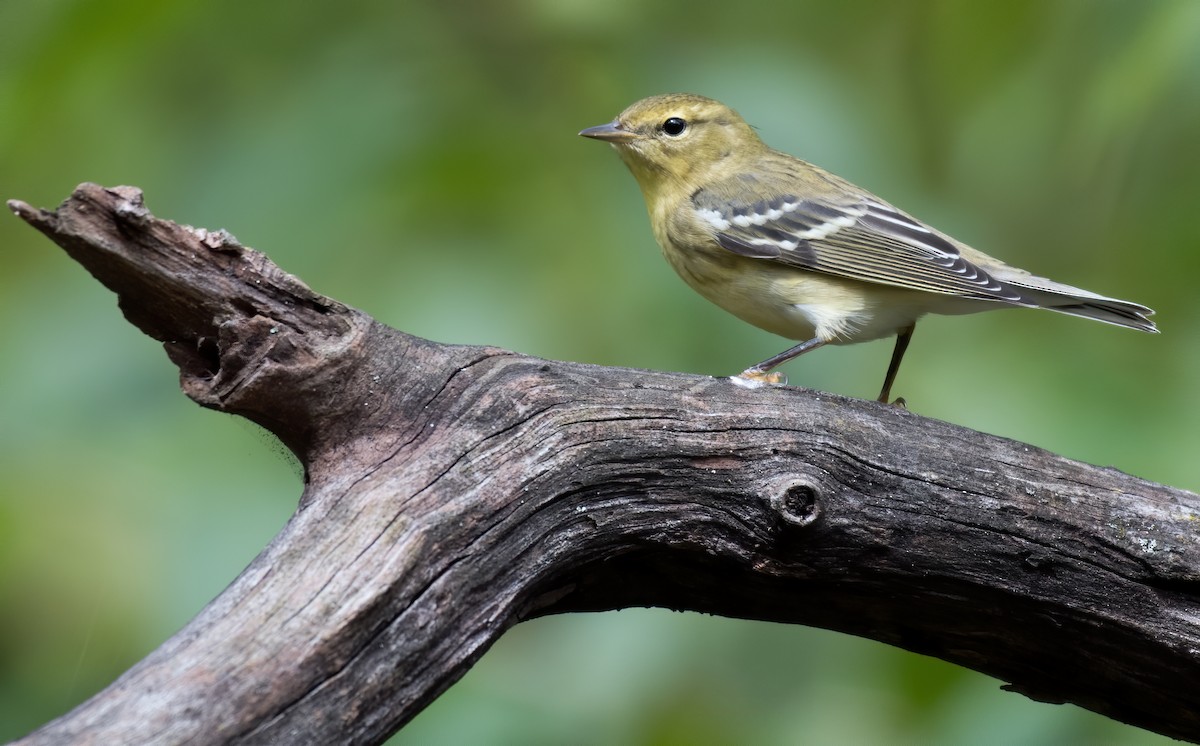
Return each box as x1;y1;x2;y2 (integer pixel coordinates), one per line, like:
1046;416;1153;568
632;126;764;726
1042;298;1158;333
992;268;1158;333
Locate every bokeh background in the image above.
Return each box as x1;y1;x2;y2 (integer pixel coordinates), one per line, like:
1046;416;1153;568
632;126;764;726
2;0;1197;742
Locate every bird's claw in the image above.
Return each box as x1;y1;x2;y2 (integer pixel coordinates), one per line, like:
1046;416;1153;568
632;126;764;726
730;369;788;389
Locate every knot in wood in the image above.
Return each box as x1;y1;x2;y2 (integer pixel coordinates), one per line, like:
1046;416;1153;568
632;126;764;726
769;476;822;528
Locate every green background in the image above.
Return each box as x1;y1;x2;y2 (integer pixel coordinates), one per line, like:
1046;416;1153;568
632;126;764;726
2;0;1197;743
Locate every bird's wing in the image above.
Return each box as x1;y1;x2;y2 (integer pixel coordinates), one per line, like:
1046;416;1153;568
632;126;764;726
690;189;1030;305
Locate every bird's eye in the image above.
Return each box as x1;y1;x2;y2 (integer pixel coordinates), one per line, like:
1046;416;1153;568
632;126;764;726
661;117;688;137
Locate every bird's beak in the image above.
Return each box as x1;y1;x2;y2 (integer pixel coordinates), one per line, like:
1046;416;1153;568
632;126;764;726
578;120;638;143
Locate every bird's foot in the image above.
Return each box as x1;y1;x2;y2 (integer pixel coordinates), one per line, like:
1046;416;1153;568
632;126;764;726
730;368;788;389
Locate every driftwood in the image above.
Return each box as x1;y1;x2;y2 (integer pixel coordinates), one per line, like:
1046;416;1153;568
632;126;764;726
8;184;1200;745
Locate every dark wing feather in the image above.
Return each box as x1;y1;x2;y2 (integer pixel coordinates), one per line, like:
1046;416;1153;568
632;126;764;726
691;189;1028;304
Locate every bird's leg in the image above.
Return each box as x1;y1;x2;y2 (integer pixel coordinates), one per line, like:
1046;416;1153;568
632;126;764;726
878;324;915;405
736;338;827;385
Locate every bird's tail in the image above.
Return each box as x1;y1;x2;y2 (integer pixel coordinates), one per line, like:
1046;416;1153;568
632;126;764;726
1039;297;1158;332
981;259;1158;333
1003;275;1158;333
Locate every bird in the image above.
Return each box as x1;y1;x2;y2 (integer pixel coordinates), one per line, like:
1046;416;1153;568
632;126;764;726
579;93;1157;403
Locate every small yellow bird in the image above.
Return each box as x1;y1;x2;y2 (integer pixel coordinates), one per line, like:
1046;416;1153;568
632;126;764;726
580;93;1157;403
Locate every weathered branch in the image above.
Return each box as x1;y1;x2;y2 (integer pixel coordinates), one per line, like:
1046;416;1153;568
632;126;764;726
8;184;1200;745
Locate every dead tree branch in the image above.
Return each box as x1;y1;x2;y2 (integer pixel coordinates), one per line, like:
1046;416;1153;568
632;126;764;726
8;184;1200;744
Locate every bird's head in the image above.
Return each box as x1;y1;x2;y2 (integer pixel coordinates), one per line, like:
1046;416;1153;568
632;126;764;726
579;93;766;201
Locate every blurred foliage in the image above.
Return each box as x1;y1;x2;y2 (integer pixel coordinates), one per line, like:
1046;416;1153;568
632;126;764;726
1;0;1197;743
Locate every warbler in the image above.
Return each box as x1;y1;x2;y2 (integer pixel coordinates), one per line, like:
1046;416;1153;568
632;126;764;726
580;93;1157;403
